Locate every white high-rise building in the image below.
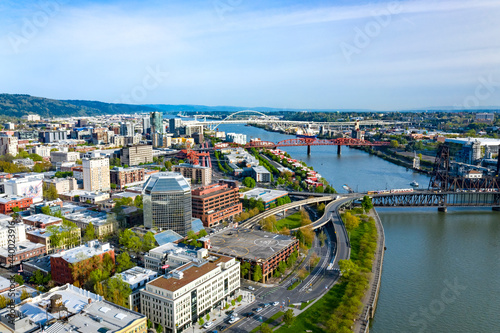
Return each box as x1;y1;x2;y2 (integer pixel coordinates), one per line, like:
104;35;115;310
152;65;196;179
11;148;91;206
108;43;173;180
83;157;111;192
0;135;18;156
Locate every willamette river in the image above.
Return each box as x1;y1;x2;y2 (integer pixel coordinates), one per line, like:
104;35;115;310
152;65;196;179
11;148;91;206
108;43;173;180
212;123;500;333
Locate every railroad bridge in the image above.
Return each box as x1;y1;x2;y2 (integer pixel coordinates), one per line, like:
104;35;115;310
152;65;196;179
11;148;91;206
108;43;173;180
370;191;500;212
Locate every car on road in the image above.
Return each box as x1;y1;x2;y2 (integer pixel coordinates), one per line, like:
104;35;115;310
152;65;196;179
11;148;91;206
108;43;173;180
228;317;239;324
254;307;263;313
244;312;255;318
272;301;279;306
203;322;213;329
263;303;271;308
247;286;255;291
216;325;225;331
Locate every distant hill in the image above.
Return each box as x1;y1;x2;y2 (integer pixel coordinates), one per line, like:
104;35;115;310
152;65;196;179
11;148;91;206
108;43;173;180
0;94;158;118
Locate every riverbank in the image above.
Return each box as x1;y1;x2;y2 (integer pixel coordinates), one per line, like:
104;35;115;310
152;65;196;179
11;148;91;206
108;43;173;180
354;208;385;333
352;146;432;175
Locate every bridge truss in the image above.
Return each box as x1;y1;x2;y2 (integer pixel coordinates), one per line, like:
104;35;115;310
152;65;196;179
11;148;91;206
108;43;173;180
214;137;390;150
371;192;500;207
429;143;500;192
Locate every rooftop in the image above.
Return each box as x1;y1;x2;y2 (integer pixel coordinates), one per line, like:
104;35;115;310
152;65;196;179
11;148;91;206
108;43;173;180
209;227;297;262
149;261;220;292
240;187;288;203
17;284;102;325
0;194;30;203
117;267;158;288
65;210;109;226
142;172;191;194
65;300;146;333
23;213;62;225
50;241;112;264
175;163;210;170
0;241;45;257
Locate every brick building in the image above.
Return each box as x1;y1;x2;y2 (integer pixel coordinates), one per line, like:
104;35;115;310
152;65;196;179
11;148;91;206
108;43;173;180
50;240;115;284
110;166;145;189
191;181;242;227
0;241;46;267
0;195;33;214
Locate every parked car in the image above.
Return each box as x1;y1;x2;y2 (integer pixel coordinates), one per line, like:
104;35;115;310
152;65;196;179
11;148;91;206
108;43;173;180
203;322;213;329
225;310;234;316
228;317;238;324
254;307;263;313
247;286;255;291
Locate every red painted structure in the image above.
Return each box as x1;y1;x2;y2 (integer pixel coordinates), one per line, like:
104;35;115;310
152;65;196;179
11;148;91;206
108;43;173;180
214;138;390;150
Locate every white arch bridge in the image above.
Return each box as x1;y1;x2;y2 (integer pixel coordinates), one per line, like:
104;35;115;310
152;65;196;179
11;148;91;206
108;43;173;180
180;110;407;131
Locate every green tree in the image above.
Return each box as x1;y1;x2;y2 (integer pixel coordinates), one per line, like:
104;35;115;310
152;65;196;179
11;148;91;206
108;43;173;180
156;324;163;333
390;140;399;148
116;252;134;273
12;274;24;286
243;177;256;188
283;309;295;327
106;275;132;307
134;195;143;209
361;195;373;212
20;289;31;301
147;319;153;329
102;253;115;278
110;183;117;189
343;212;360;231
83;222;96;242
94;281;105;296
0;295;8;309
338;259;358;280
142;232;156;252
318;230;327;247
40;206;51;215
43;183;59;200
259;323;272;333
253;265;263;282
241;262;251;278
206;314;210;321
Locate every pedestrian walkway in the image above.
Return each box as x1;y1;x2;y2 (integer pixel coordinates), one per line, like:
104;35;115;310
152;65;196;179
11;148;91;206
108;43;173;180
191;290;256;333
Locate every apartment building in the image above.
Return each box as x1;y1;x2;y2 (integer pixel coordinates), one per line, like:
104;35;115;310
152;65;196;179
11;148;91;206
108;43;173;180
50;151;80;163
110;166;146;189
172;163;212;186
0;135;18;156
50;240;115;284
121;145;153;166
83;157;111;192
141;254;240;333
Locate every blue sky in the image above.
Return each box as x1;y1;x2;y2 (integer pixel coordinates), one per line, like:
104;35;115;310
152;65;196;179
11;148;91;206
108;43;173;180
1;0;500;110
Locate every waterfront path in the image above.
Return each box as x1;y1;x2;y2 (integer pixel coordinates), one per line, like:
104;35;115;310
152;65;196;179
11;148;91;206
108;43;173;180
355;209;385;333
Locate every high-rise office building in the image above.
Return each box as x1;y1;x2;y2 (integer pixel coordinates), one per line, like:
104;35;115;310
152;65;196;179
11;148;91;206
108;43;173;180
142;117;151;135
121;145;153;166
142;172;192;235
169;118;182;134
120;122;134;136
83;157;111;192
150;112;164;134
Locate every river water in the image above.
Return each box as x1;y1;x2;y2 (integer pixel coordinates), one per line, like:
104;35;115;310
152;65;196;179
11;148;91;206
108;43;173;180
212;123;500;333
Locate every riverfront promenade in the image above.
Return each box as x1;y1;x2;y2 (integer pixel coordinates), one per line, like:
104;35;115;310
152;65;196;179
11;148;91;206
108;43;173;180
355;209;385;333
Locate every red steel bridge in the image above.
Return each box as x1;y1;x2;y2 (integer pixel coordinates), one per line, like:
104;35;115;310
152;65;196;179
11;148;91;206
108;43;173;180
214;137;390;154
